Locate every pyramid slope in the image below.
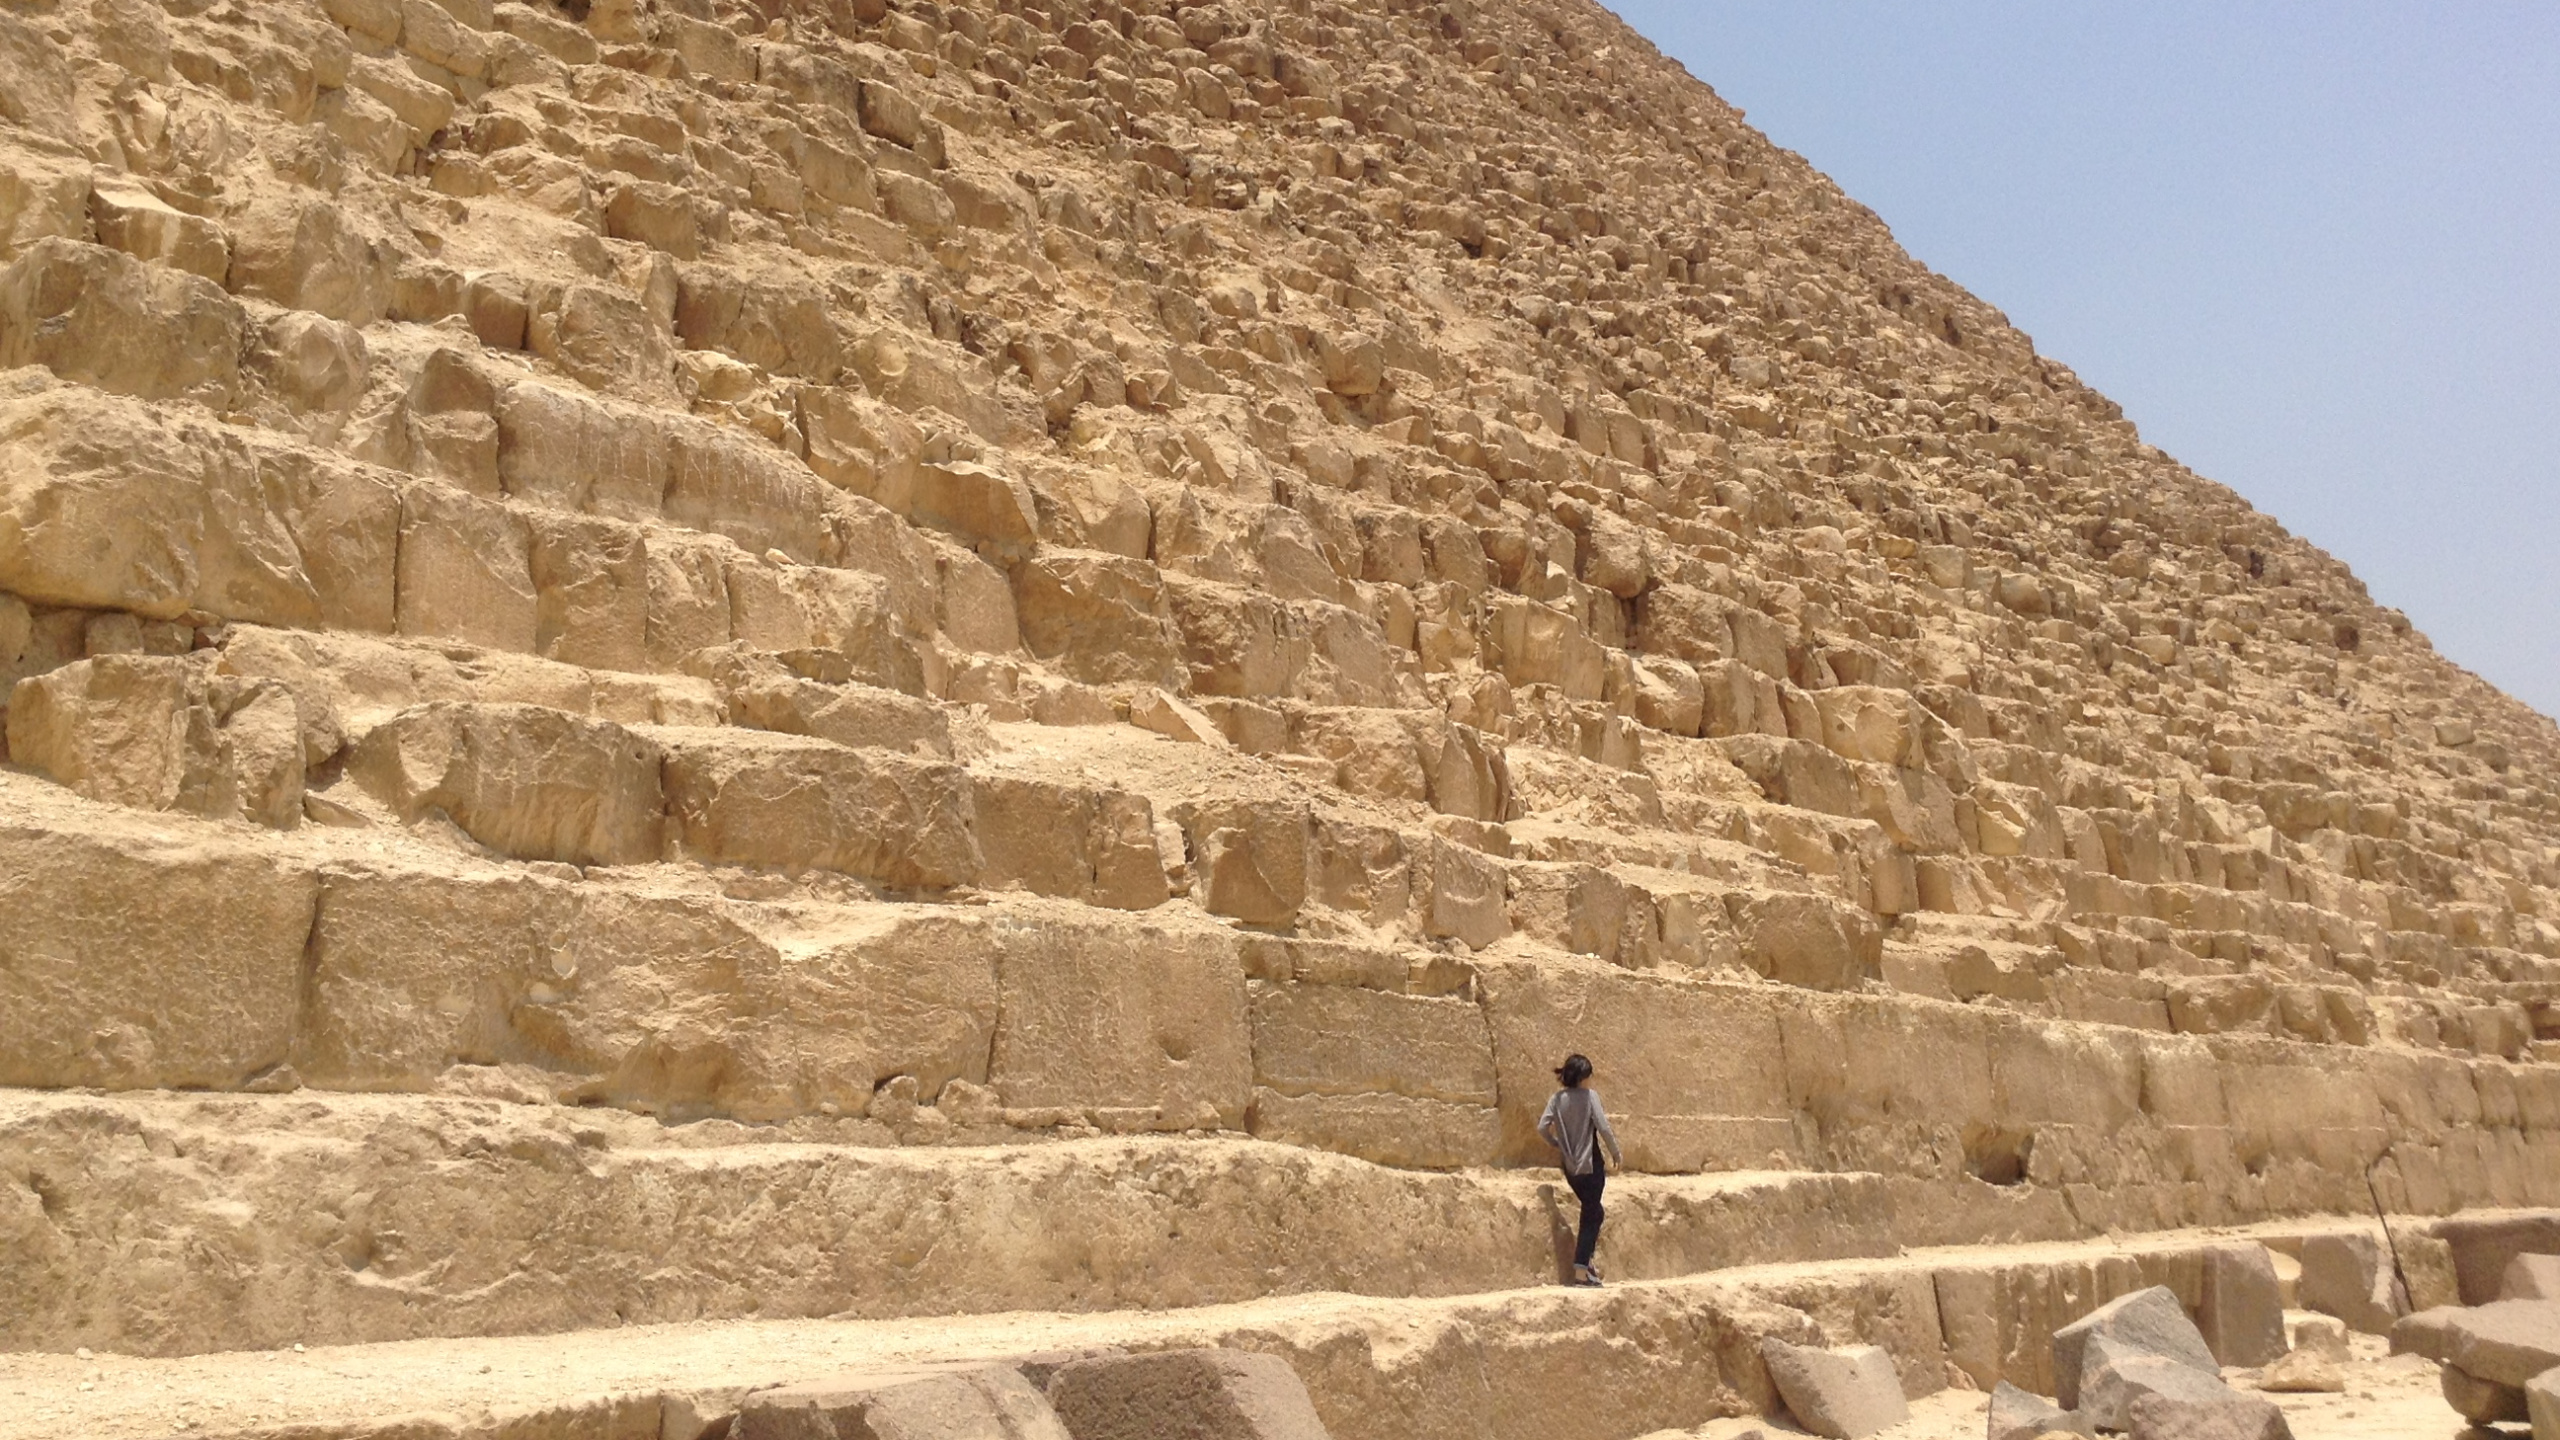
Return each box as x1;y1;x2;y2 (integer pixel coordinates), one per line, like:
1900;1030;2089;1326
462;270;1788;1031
0;0;2555;1427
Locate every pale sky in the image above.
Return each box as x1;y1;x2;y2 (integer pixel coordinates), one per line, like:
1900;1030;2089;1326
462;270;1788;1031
1609;2;2560;718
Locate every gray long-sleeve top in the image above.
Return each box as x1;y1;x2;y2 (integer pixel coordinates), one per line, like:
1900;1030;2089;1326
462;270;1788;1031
1537;1086;1623;1176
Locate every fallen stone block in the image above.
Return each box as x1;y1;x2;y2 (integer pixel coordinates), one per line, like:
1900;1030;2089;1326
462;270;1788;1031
2053;1285;2221;1411
2252;1346;2342;1394
739;1364;1070;1440
1758;1338;1907;1440
2297;1232;2402;1333
2441;1362;2527;1423
2526;1364;2560;1440
2198;1244;2287;1367
1045;1348;1331;1440
2281;1312;2349;1364
2505;1253;2560;1301
2393;1299;2560;1387
2078;1333;2239;1432
2126;1390;2296;1440
1987;1381;2090;1440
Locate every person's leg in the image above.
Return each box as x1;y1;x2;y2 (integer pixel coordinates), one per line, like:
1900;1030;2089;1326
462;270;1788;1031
1569;1164;1605;1268
1584;1155;1606;1269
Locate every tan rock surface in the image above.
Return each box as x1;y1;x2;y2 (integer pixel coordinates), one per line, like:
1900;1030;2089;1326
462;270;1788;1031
1;0;2557;1432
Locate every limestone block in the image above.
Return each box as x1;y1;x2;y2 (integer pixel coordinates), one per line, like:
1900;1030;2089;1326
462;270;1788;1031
1485;595;1606;699
725;558;897;660
1015;553;1184;688
530;514;650;673
1166;581;1310;700
2077;1334;2236;1432
1243;1088;1501;1171
1480;963;1794;1171
2395;1298;2560;1387
497;382;668;521
398;485;538;652
2527;1364;2560;1440
725;672;950;758
741;1366;1070;1440
1731;890;1882;991
645;531;737;666
1636;583;1733;664
10;655;222;815
2442;1362;2527;1422
2283;1311;2350;1364
673;266;845;384
0;147;87;257
1314;330;1385;396
1249;982;1497;1106
905;458;1040;558
2197;1245;2287;1367
2509;1254;2560;1300
0;238;243;406
529;281;672;397
1422;836;1510;949
1700;658;1786;739
350;701;666;866
1759;1339;1908;1439
400;0;488;76
255;311;370;422
2125;1391;2295;1440
293;865;573;1088
87;178;228;281
664;420;826;564
0;821;317;1090
1987;1381;2089;1440
800;385;923;502
605;180;699;258
1045;1349;1330;1440
1718;735;1860;817
2253;1346;2342;1394
662;731;980;890
975;774;1169;910
989;914;1250;1129
1179;801;1310;924
226;195;391;326
1811;685;1922;766
1630;655;1705;737
2439;1214;2560;1305
2052;1286;2218;1410
0;18;75;144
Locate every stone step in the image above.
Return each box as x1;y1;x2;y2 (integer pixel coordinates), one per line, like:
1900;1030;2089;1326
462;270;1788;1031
8;768;2552;1194
1;1088;1924;1357
0;1212;2472;1440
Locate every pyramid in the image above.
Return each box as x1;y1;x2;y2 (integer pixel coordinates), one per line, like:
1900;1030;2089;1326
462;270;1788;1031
1;0;2555;1435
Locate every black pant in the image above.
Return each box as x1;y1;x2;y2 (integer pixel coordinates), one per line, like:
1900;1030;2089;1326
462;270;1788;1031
1566;1154;1606;1267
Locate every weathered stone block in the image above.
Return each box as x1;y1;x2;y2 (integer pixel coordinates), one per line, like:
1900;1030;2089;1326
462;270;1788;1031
662;731;979;890
1045;1349;1330;1440
0;822;316;1089
350;701;666;866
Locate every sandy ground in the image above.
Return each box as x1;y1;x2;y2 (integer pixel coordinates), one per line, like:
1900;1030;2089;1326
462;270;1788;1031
1658;1336;2469;1440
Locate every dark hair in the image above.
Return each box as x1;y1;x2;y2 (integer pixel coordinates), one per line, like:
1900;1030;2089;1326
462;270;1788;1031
1555;1053;1593;1087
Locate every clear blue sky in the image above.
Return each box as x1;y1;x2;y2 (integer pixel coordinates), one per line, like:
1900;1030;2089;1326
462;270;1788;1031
1608;3;2560;719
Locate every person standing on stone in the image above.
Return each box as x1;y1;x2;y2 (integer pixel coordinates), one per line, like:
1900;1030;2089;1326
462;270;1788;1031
1537;1053;1622;1287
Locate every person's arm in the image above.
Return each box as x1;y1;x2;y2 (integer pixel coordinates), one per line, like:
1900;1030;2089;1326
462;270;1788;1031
1536;1092;1562;1149
1594;1093;1624;1165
